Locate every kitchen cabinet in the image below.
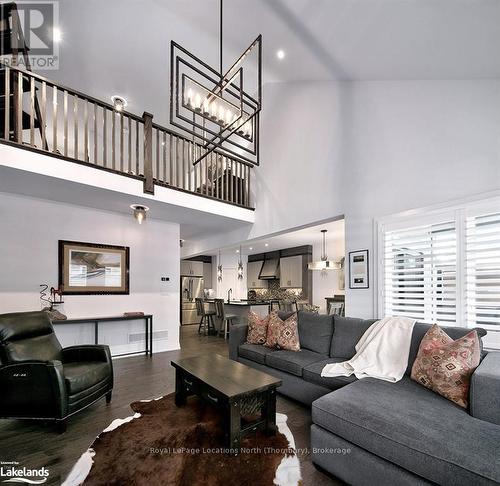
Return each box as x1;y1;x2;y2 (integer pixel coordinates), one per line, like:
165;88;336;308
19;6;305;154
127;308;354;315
247;261;267;289
280;255;303;288
203;262;212;289
180;260;204;277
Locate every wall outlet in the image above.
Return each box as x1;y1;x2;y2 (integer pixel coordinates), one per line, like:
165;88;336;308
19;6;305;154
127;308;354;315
161;277;170;282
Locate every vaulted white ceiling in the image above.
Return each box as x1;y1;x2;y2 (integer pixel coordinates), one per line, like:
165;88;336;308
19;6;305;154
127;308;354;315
49;0;500;126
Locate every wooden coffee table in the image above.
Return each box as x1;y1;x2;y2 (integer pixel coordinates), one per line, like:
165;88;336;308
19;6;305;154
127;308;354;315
171;354;282;453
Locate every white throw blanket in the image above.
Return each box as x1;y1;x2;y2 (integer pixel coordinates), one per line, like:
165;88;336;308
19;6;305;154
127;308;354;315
321;316;416;382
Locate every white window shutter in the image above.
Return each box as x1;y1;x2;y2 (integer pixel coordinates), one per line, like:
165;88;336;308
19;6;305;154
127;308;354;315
466;212;500;330
383;220;457;324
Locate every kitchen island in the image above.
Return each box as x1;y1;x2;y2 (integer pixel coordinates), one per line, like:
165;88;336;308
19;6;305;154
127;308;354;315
206;300;274;325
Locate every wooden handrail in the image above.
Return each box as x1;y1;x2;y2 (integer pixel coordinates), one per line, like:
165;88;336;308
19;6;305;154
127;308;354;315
0;65;254;209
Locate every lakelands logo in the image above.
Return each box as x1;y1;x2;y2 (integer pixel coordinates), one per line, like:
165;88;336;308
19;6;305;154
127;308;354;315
0;462;49;484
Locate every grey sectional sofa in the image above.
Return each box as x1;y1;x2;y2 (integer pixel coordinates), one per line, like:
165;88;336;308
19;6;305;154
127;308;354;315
228;311;500;486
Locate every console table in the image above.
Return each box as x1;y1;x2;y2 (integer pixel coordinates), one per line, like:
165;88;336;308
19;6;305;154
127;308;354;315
53;314;153;358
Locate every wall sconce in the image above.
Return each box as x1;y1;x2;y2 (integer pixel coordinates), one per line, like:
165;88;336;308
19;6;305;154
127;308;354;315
130;204;149;224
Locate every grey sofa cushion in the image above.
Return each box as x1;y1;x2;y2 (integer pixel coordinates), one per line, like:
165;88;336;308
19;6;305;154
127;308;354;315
303;358;356;390
330;316;377;358
238;343;275;364
405;322;487;375
312;377;500;485
470;351;500;425
297;311;334;355
265;349;325;377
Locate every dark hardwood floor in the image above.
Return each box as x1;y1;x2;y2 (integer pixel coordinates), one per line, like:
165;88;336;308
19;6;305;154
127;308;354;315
0;326;340;485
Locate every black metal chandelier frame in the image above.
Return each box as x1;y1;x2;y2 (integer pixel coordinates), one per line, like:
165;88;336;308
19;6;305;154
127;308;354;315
169;0;262;167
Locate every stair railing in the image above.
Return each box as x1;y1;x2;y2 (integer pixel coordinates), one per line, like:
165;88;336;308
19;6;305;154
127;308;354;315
0;65;253;209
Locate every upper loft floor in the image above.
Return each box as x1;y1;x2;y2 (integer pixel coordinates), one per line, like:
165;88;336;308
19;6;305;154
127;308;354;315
0;64;255;211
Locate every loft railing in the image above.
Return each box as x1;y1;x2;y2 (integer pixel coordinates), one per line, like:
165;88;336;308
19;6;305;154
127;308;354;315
0;65;253;209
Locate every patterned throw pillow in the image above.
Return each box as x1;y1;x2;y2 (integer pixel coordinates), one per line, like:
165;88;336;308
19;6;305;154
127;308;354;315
411;324;481;408
265;311;300;351
246;311;269;345
264;311;281;348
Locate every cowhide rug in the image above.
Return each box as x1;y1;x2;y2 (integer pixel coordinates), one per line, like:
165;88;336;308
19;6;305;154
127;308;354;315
63;393;302;486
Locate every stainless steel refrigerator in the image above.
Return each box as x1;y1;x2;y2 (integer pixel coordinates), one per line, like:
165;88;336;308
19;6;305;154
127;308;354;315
181;276;204;325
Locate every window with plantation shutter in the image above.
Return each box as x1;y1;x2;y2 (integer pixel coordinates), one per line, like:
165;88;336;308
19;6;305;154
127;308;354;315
383;220;457;325
466;212;500;331
378;198;500;349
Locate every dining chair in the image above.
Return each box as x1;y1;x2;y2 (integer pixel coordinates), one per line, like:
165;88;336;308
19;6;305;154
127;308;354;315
214;298;237;339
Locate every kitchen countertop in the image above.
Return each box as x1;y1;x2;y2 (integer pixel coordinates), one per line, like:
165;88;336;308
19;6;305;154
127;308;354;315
205;300;273;306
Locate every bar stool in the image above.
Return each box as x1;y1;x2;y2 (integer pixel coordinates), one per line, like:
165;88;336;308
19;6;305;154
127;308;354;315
195;298;216;335
268;299;280;313
214;298;237;339
279;300;299;313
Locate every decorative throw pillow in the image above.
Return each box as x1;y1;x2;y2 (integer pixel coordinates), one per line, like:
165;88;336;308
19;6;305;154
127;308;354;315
264;311;281;348
246;311;269;345
265;311;300;351
411;324;481;408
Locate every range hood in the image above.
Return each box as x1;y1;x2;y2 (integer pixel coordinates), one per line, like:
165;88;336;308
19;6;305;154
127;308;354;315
259;258;280;279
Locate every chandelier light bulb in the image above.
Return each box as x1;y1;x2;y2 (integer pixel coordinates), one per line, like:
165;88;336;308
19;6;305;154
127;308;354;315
194;92;202;111
186;88;193;107
210;102;218;120
203;98;210;115
218;105;225;123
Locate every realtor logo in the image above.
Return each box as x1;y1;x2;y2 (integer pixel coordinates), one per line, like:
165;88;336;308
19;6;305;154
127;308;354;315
0;462;49;484
0;1;60;69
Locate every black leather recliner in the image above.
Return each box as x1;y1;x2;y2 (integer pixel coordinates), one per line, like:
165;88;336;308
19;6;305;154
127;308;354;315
0;311;113;431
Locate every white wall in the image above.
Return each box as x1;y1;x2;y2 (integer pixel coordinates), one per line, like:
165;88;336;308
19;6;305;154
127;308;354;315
340;80;500;317
186;79;500;320
0;192;180;354
312;223;345;313
214;252;248;301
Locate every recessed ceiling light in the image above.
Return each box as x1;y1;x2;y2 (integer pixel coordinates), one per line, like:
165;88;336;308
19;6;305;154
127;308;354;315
249;247;253;250
265;243;269;247
276;49;285;60
111;95;127;112
236;249;240;253
53;27;62;43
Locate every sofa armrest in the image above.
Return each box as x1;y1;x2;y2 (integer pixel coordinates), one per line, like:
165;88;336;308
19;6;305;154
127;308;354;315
62;344;112;364
470;352;500;425
229;324;248;361
0;360;67;419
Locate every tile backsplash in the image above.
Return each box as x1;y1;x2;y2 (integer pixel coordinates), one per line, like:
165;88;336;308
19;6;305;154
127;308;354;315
254;280;306;301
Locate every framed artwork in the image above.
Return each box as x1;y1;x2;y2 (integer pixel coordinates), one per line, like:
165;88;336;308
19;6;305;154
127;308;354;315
59;240;130;295
349;250;369;289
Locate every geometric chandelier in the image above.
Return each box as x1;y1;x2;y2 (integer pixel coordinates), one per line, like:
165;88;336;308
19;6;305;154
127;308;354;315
169;0;262;166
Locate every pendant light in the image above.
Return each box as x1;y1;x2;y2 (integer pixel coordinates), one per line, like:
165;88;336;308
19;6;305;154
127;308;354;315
308;230;342;271
237;245;244;280
217;250;223;282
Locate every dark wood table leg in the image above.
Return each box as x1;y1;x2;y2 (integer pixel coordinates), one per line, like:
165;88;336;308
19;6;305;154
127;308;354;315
263;388;277;436
145;317;149;356
174;368;187;406
227;400;241;454
94;320;99;344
